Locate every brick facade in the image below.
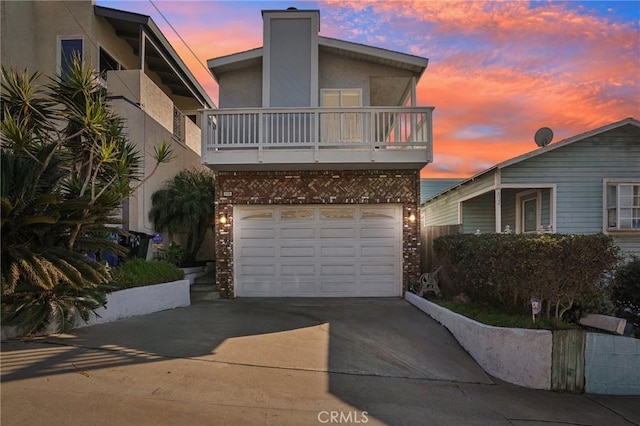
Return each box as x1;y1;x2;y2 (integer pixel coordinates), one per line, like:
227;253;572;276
214;169;421;297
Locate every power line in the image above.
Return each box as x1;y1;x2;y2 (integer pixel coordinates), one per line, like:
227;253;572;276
61;0;140;105
148;0;212;78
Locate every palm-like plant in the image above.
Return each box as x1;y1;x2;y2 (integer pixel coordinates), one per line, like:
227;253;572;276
149;168;215;266
1;59;172;334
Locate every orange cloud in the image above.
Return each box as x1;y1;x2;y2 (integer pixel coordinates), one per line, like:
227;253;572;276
322;0;640;178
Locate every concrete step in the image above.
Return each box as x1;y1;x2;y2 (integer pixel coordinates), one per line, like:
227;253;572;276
193;271;215;286
190;283;221;302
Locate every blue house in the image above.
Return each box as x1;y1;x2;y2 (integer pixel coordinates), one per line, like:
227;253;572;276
421;117;640;258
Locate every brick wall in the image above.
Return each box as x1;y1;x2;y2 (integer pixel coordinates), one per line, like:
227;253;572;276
214;169;421;297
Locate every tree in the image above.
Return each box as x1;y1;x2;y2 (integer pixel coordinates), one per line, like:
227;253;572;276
1;59;172;334
149;168;215;266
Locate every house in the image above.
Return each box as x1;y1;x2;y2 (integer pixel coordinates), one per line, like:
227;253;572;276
421;179;464;204
0;1;214;257
421;118;640;259
201;8;434;297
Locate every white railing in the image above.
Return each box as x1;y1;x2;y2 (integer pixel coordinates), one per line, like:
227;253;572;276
202;107;434;152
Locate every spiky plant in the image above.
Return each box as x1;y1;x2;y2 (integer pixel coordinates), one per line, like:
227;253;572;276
0;58;171;335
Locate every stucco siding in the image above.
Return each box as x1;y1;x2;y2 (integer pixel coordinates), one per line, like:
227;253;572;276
218;65;263;108
319;51;415;107
1;1;37;72
112;98;203;235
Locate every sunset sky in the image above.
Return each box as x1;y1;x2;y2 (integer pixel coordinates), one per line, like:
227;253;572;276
98;0;639;178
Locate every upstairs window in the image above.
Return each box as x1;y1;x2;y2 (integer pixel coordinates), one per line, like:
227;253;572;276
321;89;362;142
100;48;119;73
59;38;83;78
99;47;123;86
606;182;640;231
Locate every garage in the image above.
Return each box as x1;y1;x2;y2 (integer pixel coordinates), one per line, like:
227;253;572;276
234;204;403;297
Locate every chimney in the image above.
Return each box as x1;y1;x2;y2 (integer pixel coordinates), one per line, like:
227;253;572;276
261;9;320;107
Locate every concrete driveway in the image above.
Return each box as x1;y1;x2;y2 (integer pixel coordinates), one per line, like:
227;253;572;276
1;298;638;425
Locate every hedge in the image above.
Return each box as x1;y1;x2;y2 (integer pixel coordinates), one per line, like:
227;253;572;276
432;233;619;320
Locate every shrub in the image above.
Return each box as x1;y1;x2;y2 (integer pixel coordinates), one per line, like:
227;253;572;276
154;242;186;267
110;259;184;290
613;257;640;336
433;233;620;321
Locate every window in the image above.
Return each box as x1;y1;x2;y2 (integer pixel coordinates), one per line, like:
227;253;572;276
99;47;122;78
321;89;362;142
606;182;640;231
59;38;83;77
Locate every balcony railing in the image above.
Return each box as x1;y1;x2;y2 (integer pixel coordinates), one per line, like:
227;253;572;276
173;105;186;142
204;105;432;147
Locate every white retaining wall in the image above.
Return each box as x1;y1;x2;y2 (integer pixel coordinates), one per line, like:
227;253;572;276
406;292;552;390
2;279;190;339
76;279;190;328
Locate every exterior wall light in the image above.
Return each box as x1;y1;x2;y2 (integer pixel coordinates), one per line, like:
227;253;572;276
219;214;228;224
408;213;416;222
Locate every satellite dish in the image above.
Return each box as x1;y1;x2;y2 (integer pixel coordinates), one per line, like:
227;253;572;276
534;127;553;147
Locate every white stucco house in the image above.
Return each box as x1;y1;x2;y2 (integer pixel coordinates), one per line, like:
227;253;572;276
1;1;215;258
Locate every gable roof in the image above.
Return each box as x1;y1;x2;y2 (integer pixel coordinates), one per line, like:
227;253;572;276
207;36;428;82
424;117;640;203
95;5;214;108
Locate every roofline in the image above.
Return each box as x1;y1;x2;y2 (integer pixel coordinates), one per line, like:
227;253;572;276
207;37;429;80
94;5;214;108
423;117;640;204
497;117;640;169
207;47;263;82
318;36;428;74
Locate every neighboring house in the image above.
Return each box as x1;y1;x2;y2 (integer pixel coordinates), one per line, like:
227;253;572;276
421;117;640;258
202;8;434;297
420;179;464;204
1;1;215;257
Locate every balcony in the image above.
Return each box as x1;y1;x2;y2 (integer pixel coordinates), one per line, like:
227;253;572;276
106;70;201;155
201;107;434;171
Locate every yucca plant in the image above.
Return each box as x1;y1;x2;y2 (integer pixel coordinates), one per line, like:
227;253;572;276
1;58;172;334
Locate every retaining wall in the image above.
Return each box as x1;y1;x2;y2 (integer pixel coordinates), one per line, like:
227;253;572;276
77;279;190;328
2;279;191;340
406;292;639;395
406;292;553;389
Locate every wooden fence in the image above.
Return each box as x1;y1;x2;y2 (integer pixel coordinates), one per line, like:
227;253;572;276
420;224;463;272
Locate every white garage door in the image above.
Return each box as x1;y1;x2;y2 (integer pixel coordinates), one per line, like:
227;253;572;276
234;205;402;297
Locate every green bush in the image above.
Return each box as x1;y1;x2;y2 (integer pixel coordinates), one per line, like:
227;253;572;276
110;259;184;290
614;258;640;336
433;233;620;321
154;242;186;267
